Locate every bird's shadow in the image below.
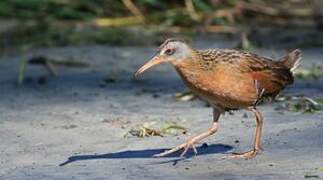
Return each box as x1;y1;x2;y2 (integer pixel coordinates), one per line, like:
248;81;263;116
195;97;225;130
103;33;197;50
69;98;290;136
59;143;233;166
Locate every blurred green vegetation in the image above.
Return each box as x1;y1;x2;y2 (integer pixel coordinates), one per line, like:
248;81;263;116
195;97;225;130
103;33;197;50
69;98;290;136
0;0;127;20
0;0;218;21
0;0;322;48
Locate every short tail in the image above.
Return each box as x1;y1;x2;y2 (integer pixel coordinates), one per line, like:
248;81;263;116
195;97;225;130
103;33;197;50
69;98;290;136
279;49;302;73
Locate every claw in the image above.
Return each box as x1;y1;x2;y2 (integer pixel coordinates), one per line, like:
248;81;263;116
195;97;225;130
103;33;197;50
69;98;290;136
180;141;197;157
226;148;262;159
153;121;219;158
192;144;198;154
180;147;188;157
153;139;198;157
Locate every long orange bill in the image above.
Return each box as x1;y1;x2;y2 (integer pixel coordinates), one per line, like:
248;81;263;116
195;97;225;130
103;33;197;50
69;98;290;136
134;56;165;78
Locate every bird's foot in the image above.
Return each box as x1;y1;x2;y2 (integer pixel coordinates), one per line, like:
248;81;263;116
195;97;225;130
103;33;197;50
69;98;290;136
226;147;263;159
153;139;198;157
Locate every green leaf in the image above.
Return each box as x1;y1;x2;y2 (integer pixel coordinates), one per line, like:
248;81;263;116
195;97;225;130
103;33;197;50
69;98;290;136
17;57;27;86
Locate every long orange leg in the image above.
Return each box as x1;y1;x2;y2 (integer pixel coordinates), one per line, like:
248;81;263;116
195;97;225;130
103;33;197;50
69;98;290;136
153;108;221;157
229;107;264;159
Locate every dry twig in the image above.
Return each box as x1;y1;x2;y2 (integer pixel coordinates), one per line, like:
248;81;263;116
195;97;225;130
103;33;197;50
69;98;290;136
122;0;146;23
185;0;200;21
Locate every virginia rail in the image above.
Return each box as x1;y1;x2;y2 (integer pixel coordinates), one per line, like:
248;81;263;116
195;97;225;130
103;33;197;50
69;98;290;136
134;39;302;158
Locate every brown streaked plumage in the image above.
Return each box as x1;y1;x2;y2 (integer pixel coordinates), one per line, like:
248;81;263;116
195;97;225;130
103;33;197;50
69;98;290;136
134;39;302;158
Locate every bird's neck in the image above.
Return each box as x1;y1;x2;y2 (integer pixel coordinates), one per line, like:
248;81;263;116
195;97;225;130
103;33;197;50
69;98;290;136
173;50;200;70
173;51;201;84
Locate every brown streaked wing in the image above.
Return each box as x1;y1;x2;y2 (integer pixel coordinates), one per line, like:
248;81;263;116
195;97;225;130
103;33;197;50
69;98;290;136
236;52;294;97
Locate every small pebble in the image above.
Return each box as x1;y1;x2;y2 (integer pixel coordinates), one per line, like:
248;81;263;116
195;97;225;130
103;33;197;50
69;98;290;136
152;94;160;98
38;76;47;85
104;78;116;83
25;77;33;83
201;143;208;148
243;113;248;118
99;82;106;88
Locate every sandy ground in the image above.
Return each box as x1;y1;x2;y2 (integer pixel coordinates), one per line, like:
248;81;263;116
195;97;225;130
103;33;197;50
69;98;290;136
0;40;322;179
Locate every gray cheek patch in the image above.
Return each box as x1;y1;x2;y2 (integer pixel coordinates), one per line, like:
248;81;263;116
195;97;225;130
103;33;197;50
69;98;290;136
159;41;192;64
172;43;190;61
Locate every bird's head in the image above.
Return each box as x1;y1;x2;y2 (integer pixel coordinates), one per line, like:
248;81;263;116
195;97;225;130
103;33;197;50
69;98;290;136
134;39;192;78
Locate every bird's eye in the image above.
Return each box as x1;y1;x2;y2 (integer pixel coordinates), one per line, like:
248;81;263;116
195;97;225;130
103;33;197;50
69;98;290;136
164;48;174;56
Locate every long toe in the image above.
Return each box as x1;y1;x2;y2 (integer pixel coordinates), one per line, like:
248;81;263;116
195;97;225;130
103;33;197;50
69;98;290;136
153;140;198;157
226;149;260;159
153;149;178;157
153;144;186;157
180;142;198;157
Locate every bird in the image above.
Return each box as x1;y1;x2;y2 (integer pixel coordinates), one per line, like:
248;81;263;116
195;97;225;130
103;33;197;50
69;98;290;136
134;38;302;159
